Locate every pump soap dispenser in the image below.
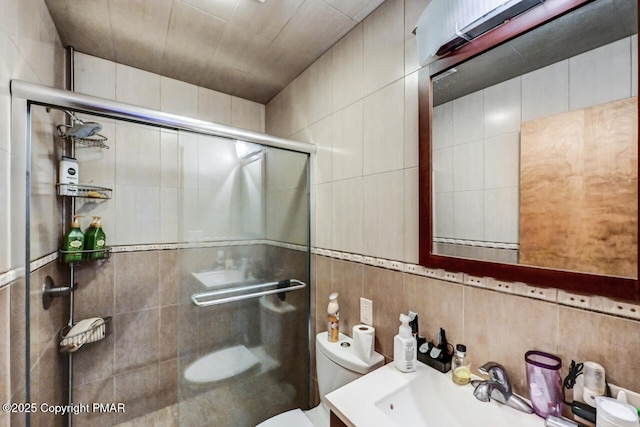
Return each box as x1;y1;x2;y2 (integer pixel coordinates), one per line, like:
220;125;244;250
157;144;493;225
63;215;85;263
394;314;417;372
84;216;106;259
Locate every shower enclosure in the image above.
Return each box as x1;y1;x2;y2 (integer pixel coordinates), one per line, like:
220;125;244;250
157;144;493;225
11;80;313;426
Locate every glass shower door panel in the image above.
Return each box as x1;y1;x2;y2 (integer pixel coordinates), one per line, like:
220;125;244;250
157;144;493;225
177;133;310;426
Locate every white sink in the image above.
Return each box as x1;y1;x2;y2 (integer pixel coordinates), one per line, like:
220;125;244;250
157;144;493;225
326;363;545;427
192;269;245;289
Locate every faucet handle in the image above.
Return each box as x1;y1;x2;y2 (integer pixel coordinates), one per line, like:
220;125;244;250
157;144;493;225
478;362;512;393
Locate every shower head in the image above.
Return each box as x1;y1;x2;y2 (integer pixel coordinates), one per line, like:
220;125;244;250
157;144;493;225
59;110;102;139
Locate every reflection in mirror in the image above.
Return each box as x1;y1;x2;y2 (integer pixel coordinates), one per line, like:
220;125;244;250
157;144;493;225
429;0;638;280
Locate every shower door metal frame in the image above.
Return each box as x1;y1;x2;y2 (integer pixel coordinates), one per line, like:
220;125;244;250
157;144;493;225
10;79;316;426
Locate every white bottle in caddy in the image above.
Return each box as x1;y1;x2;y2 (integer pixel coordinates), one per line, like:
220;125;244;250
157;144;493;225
59;156;79;196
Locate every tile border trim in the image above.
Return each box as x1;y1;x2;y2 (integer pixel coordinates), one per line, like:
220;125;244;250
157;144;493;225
313;247;640;321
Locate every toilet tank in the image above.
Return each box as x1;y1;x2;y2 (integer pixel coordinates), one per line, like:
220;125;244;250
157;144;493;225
315;332;384;404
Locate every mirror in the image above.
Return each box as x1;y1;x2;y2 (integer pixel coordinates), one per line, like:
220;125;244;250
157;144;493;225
419;0;639;301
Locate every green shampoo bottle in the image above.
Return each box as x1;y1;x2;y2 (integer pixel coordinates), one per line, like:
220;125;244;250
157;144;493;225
85;216;106;259
63;215;84;263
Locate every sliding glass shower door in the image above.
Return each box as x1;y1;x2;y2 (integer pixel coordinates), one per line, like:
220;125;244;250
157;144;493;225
175;131;311;426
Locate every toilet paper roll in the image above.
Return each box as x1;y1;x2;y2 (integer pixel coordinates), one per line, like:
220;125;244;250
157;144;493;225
352;324;375;363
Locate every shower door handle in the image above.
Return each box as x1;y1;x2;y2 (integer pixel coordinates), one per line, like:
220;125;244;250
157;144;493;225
191;279;306;307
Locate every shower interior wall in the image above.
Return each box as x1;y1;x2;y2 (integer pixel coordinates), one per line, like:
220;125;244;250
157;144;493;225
12;49;311;426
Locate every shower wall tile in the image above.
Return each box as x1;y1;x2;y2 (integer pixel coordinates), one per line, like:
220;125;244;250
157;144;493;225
432;101;453;150
73;377;116;427
114;308;160;374
231;96;266;133
114;184;161;245
116;64;161;110
73;333;115;387
114;251;160;314
159;250;179;307
75;119;117;186
115;123;161;187
160;130;179;189
161;76;199;118
114;364;163;424
74;53;117;100
198;87;232;125
404;0;430;74
160;187;179;243
160;306;178;362
570;38;632;111
0;286;9;420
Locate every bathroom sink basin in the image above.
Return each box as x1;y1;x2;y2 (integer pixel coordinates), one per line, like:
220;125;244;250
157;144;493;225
192;269;245;289
326;363;545;427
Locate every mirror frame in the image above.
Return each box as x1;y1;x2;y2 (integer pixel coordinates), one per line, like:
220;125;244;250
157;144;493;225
418;0;639;302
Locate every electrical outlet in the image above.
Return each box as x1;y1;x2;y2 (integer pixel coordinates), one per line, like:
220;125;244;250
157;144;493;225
360;297;373;325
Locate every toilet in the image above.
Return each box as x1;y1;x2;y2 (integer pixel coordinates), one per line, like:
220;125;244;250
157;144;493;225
257;331;385;427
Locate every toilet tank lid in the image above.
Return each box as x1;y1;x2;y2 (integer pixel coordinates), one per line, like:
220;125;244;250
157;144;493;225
315;332;384;374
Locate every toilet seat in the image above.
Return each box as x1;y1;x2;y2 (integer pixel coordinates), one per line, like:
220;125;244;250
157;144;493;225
255;408;315;427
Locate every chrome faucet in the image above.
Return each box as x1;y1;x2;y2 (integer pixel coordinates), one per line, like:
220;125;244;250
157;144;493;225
472;362;533;414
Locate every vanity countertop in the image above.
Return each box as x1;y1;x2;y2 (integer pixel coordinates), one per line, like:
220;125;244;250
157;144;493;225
325;362;546;427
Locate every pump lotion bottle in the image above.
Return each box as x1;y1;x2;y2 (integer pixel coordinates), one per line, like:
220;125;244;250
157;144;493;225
394;314;417;372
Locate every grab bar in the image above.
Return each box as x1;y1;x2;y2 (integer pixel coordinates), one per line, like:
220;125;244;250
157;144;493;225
191;279;307;307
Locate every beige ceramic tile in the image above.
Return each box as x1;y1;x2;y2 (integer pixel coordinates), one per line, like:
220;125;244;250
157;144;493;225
73;377;116;427
160;76;199;118
114;122;161;187
332;101;363;181
404;274;464;346
363;170;405;260
314;256;333;337
332;178;363;254
404;71;419;168
198;87;232;125
115;64;160;110
315;182;333;250
404;167;419;264
558;306;640;392
74;258;115;320
363;79;405;175
362;265;405;358
307;49;333;126
463;287;559;396
332;24;363;111
362;0;405;96
114;251;160;314
231;97;265;132
114;309;160;375
331;259;364;334
74;53;116;100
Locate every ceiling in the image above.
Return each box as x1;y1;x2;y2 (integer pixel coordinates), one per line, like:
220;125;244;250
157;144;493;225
432;0;638;105
45;0;386;104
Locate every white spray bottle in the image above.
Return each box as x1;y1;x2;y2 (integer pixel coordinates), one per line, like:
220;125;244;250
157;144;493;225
394;314;417;372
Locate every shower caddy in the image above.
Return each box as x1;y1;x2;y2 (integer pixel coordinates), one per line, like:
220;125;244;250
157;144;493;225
43;128;113;353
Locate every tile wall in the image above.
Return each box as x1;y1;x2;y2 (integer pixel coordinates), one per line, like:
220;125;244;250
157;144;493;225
0;0;66;425
267;0;640;404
